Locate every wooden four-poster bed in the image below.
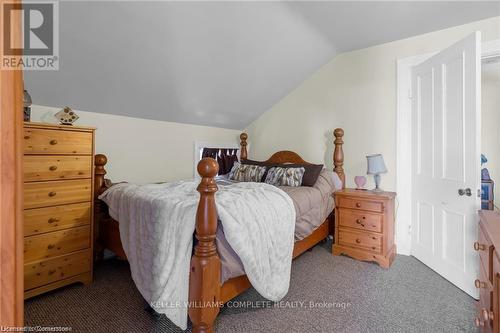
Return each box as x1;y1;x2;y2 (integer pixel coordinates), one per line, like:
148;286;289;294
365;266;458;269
93;128;346;333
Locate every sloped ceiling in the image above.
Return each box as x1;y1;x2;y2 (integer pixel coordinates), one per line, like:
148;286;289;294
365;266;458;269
24;1;500;129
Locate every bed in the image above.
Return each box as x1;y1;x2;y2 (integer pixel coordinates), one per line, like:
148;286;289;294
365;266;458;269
93;128;346;333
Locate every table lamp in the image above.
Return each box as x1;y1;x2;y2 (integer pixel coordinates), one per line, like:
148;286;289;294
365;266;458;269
367;154;387;192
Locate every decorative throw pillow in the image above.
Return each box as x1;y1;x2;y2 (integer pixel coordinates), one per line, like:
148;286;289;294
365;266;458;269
242;159;323;186
264;166;306;187
228;162;267;182
279;163;323;187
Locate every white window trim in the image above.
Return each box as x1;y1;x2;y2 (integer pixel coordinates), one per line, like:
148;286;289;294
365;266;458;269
193;141;240;179
396;38;500;256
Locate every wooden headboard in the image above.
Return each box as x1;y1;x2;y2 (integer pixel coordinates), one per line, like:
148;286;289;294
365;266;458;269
238;128;345;188
94;128;346;197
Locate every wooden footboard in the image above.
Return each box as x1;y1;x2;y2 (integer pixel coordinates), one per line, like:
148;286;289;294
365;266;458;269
93;128;345;333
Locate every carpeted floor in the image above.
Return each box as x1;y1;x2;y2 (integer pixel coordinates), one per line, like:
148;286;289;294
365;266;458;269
25;241;478;333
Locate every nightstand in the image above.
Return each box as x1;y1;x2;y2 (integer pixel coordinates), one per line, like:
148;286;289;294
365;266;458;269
332;189;396;268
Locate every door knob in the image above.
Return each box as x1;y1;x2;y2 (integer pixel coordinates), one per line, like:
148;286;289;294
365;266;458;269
458;188;472;196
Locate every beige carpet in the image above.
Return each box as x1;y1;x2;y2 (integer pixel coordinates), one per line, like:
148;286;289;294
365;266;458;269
25;241;478;333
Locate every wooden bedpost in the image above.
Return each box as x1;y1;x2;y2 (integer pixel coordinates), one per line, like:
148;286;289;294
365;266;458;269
189;158;221;333
94;154;108;261
333;128;345;188
94;154;108;198
240;133;248;160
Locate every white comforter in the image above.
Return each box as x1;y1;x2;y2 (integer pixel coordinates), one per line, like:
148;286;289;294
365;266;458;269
99;180;295;330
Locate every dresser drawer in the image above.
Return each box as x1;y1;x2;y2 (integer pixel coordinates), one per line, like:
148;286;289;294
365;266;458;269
24;127;93;155
24;225;90;263
24;202;91;237
24;249;91;291
24;179;92;209
476;224;494;282
337;197;384;213
477;259;493;311
338;208;382;233
24;155;92;182
338;228;382;253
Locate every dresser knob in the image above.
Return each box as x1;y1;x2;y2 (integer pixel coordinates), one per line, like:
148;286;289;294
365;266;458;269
355;238;361;244
356;203;361;208
475;279;487;289
49;139;58;145
48;191;56;197
48;269;56;275
47;218;59;224
474;242;486;251
49;165;58;171
47;244;55;250
475;317;484;327
481;308;494;321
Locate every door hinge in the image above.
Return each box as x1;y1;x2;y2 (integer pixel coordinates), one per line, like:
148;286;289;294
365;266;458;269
408;225;412;234
408;89;413;100
478;189;482;198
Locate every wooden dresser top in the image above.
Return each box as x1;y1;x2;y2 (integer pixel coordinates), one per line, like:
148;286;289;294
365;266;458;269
479;210;500;250
24;121;95;132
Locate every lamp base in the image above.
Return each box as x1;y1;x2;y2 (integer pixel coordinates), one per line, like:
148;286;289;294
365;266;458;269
371;174;383;192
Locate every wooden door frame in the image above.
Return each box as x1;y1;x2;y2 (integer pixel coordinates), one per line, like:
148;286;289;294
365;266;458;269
0;0;24;327
396;38;500;256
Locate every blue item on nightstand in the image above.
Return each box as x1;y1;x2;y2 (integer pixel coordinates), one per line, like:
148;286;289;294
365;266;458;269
482;179;494;210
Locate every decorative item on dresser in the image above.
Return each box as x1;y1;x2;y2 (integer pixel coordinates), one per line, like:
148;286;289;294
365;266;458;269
23;122;95;299
333;189;396;268
474;210;500;332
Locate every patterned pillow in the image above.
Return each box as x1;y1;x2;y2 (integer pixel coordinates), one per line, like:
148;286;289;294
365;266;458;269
228;162;267;182
264;166;306;187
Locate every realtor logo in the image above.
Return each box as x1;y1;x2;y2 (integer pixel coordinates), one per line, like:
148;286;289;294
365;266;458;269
1;1;59;70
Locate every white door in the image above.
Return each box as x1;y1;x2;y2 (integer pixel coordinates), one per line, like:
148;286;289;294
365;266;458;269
411;32;481;297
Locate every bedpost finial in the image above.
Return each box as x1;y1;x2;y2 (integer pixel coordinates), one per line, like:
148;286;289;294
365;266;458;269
333;128;345;188
95;154;108;167
240;133;248;160
197;157;219;178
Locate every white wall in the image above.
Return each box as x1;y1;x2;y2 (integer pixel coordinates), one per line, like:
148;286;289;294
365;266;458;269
482;62;500;207
30;105;241;184
246;16;500;191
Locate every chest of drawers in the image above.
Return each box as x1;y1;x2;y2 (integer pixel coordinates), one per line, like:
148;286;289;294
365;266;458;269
475;210;500;332
333;189;397;268
23;122;95;298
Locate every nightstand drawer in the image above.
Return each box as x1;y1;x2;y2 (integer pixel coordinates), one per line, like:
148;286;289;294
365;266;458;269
338;209;382;233
337;197;384;213
476;224;494;282
338;229;382;253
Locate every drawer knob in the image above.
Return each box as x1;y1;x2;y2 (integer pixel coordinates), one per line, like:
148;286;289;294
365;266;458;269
47;218;59;224
475;279;487;289
474;242;486;251
49;139;58;145
48;191;57;197
475;317;484;327
47;244;55;250
355;219;365;227
356;203;362;208
355;238;361;244
49;165;58;171
48;269;56;275
481;308;494;321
